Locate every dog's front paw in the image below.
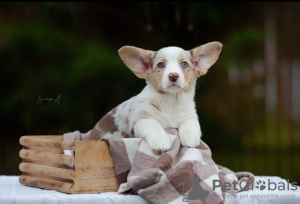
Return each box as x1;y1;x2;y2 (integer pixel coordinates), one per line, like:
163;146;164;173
147;134;172;154
179;128;201;148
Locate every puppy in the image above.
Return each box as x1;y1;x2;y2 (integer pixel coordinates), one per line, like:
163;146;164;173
77;42;222;153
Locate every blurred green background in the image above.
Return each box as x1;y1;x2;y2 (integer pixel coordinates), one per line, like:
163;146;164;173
1;2;299;185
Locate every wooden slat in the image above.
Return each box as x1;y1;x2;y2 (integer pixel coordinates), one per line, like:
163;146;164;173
24;160;71;169
19;162;74;181
24;172;73;183
25;136;64;141
20;136;75;150
24;144;68;169
74;141;118;193
26;145;63;153
19;175;74;194
20;149;74;166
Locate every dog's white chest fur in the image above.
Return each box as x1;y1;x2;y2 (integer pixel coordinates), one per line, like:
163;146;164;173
85;42;222;153
125;84;197;130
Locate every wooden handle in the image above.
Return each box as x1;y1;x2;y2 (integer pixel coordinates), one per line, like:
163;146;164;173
19;149;74;166
19;175;74;194
19;162;74;181
20;136;75;150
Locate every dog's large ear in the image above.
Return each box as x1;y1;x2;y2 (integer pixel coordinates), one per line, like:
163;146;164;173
118;46;154;79
190;42;222;77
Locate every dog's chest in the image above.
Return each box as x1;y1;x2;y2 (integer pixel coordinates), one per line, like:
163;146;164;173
113;86;197;132
149;100;194;129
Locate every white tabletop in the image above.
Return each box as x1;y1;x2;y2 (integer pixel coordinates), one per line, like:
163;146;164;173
0;176;299;204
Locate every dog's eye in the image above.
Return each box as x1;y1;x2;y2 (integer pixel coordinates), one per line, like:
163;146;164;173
158;62;165;68
181;62;188;68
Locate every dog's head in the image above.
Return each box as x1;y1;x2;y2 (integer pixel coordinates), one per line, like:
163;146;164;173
118;42;222;94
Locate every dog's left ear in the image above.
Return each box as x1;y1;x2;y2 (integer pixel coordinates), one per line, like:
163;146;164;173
118;46;154;79
190;42;222;77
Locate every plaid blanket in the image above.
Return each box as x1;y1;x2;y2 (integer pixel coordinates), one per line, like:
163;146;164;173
104;129;254;204
64;129;254;203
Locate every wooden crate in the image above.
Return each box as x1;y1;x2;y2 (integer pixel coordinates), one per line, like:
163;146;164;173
19;136;119;194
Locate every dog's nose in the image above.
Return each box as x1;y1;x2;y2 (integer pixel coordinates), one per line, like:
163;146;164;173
168;73;179;82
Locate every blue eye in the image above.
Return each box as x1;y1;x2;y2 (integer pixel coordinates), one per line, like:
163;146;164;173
181;62;188;68
158;62;165;68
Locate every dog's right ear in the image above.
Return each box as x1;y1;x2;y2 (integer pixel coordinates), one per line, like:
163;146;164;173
118;46;154;79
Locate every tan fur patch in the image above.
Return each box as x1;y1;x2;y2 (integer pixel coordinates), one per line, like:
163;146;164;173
86;129;102;140
86;107;118;140
183;68;197;93
145;57;167;94
177;53;197;93
156;57;167;65
111;107;117;114
140;111;151;118
178;53;194;68
150;101;161;112
97;111;118;133
150;51;157;67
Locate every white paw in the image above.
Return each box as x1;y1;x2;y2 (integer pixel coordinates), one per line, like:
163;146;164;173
147;133;172;154
179;128;201;148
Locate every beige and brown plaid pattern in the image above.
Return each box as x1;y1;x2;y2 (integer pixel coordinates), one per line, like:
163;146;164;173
104;129;255;204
